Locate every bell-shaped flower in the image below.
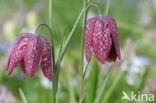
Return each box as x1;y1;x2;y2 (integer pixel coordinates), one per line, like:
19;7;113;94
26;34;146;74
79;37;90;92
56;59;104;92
85;16;121;64
7;33;53;80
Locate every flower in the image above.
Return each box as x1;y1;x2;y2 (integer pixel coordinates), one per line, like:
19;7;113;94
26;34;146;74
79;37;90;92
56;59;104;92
85;16;120;64
7;33;53;80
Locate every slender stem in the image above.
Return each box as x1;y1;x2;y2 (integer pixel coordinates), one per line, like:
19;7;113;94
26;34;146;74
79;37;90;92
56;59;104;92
35;24;55;80
83;54;94;79
48;0;57;102
79;3;102;103
53;7;85;103
86;4;101;16
49;0;52;28
83;63;89;79
82;3;101;77
19;88;28;103
35;24;54;52
35;23;55;103
79;0;86;103
79;4;101;69
105;0;111;16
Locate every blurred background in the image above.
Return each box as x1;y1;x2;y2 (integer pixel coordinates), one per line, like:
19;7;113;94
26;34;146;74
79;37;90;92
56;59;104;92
0;0;156;103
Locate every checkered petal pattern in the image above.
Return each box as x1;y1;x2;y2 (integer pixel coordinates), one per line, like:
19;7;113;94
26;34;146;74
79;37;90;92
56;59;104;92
85;16;121;64
7;33;53;81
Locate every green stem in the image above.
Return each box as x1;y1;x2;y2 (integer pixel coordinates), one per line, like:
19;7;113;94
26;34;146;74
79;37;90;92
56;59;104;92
35;24;55;68
102;70;125;103
19;88;28;103
53;7;85;103
49;0;52;28
48;0;57;102
79;0;86;103
35;23;55;103
79;3;101;103
86;4;101;16
105;0;111;16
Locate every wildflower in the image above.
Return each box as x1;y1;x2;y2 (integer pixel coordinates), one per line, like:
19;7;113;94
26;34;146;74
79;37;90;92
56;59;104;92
85;16;120;64
7;33;53;80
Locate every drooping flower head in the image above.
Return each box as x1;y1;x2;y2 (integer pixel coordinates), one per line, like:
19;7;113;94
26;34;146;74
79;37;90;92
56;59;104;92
85;16;121;64
7;33;53;81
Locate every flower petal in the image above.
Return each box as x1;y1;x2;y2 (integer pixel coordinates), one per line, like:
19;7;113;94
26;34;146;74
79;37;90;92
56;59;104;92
20;59;26;73
24;34;42;77
101;16;120;61
107;43;117;62
38;35;53;81
110;18;121;60
85;17;98;62
7;34;29;74
92;17;112;64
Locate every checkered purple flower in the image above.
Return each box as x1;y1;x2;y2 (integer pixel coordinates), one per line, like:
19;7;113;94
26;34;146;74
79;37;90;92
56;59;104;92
85;16;121;64
7;33;53;80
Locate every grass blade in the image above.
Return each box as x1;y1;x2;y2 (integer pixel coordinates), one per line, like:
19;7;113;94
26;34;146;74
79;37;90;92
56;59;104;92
52;7;84;103
19;88;28;103
105;0;111;16
85;60;99;103
56;8;84;66
102;70;125;103
94;64;113;103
